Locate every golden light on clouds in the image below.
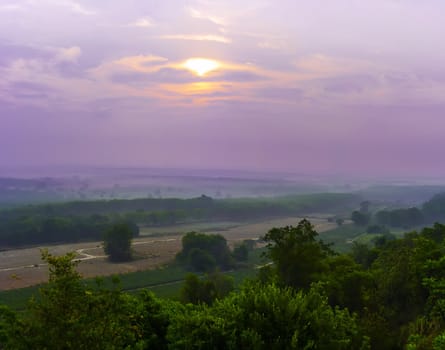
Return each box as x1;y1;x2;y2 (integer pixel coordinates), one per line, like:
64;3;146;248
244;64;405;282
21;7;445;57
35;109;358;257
183;58;220;76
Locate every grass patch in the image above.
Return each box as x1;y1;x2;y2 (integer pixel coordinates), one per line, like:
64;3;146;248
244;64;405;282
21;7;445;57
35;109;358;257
319;224;365;253
0;248;268;310
88;265;187;291
0;285;41;311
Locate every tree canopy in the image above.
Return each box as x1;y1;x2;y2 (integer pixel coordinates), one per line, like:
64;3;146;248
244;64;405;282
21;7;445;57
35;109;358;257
103;222;134;262
262;219;333;289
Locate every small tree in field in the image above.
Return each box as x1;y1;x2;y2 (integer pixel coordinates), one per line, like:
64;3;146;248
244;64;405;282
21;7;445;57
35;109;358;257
103;222;133;262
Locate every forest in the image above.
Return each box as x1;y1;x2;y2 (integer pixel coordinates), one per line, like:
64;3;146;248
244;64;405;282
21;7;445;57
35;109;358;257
0;193;358;248
350;193;445;230
1;218;445;349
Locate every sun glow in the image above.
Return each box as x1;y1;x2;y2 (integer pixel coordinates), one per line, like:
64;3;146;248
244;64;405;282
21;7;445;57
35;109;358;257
184;58;220;76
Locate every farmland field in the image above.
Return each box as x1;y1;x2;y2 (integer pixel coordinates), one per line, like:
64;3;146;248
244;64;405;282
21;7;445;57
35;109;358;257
0;215;335;290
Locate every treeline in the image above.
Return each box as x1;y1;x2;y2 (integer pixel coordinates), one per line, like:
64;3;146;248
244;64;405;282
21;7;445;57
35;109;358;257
351;193;445;229
0;193;357;219
0;215;139;248
2;220;445;349
0;193;359;248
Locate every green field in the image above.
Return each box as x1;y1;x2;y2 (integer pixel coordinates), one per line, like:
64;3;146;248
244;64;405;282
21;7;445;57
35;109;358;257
320;223;413;252
319;224;364;252
0;248;267;310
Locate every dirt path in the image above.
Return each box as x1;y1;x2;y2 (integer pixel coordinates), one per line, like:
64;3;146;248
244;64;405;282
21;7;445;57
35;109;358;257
0;216;335;290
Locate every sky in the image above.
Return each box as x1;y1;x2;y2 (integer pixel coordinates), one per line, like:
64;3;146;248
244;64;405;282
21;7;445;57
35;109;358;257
1;0;445;177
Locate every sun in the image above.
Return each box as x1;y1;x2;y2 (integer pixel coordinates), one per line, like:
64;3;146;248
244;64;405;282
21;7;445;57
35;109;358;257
184;58;220;76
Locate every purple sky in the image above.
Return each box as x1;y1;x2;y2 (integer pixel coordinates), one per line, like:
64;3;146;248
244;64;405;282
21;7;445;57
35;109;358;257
1;0;445;177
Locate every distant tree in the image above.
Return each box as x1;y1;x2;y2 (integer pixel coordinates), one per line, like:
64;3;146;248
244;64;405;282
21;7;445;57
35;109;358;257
360;201;371;213
351;210;370;226
103;222;134;262
336;218;345;226
188;248;216;272
372;233;396;248
421;222;445;243
242;239;256;251
177;232;232;272
422;193;445;222
232;242;249;262
262;219;333;289
366;225;389;234
375;210;390;226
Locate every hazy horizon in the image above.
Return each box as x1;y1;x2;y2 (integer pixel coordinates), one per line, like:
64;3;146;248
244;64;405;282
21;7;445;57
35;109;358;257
2;1;445;178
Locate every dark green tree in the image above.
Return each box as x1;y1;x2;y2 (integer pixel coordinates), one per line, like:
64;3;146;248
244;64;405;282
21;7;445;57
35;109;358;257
262;219;333;289
169;282;368;349
232;242;249;262
0;250;145;349
103;222;133;262
180;272;234;305
177;232;232;272
351;210;370;226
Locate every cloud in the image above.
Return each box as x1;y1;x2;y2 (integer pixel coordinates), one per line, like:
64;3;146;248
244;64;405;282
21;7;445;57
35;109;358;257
321;75;378;94
254;87;304;101
90;55;169;81
129;17;154;28
212;70;268;82
20;0;95;16
294;55;379;79
159;34;231;44
188;7;226;26
7;81;53;99
54;46;81;63
0;43;53;66
111;68;195;85
56;0;95;15
257;39;286;50
0;3;25;12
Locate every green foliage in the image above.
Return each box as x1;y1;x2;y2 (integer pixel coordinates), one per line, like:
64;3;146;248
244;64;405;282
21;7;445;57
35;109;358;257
177;232;232;272
179;272;234;305
350;242;378;268
420;222;445;243
324;255;374;313
371;232;396;248
375;208;424;228
0;251;185;350
188;248;217;272
336;218;345;226
0;251;145;349
351;210;370;226
169;282;367;350
232;242;249;262
103;222;134;262
366;224;389;234
5;218;445;349
423;193;445;222
263;219;333;289
319;223;363;253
